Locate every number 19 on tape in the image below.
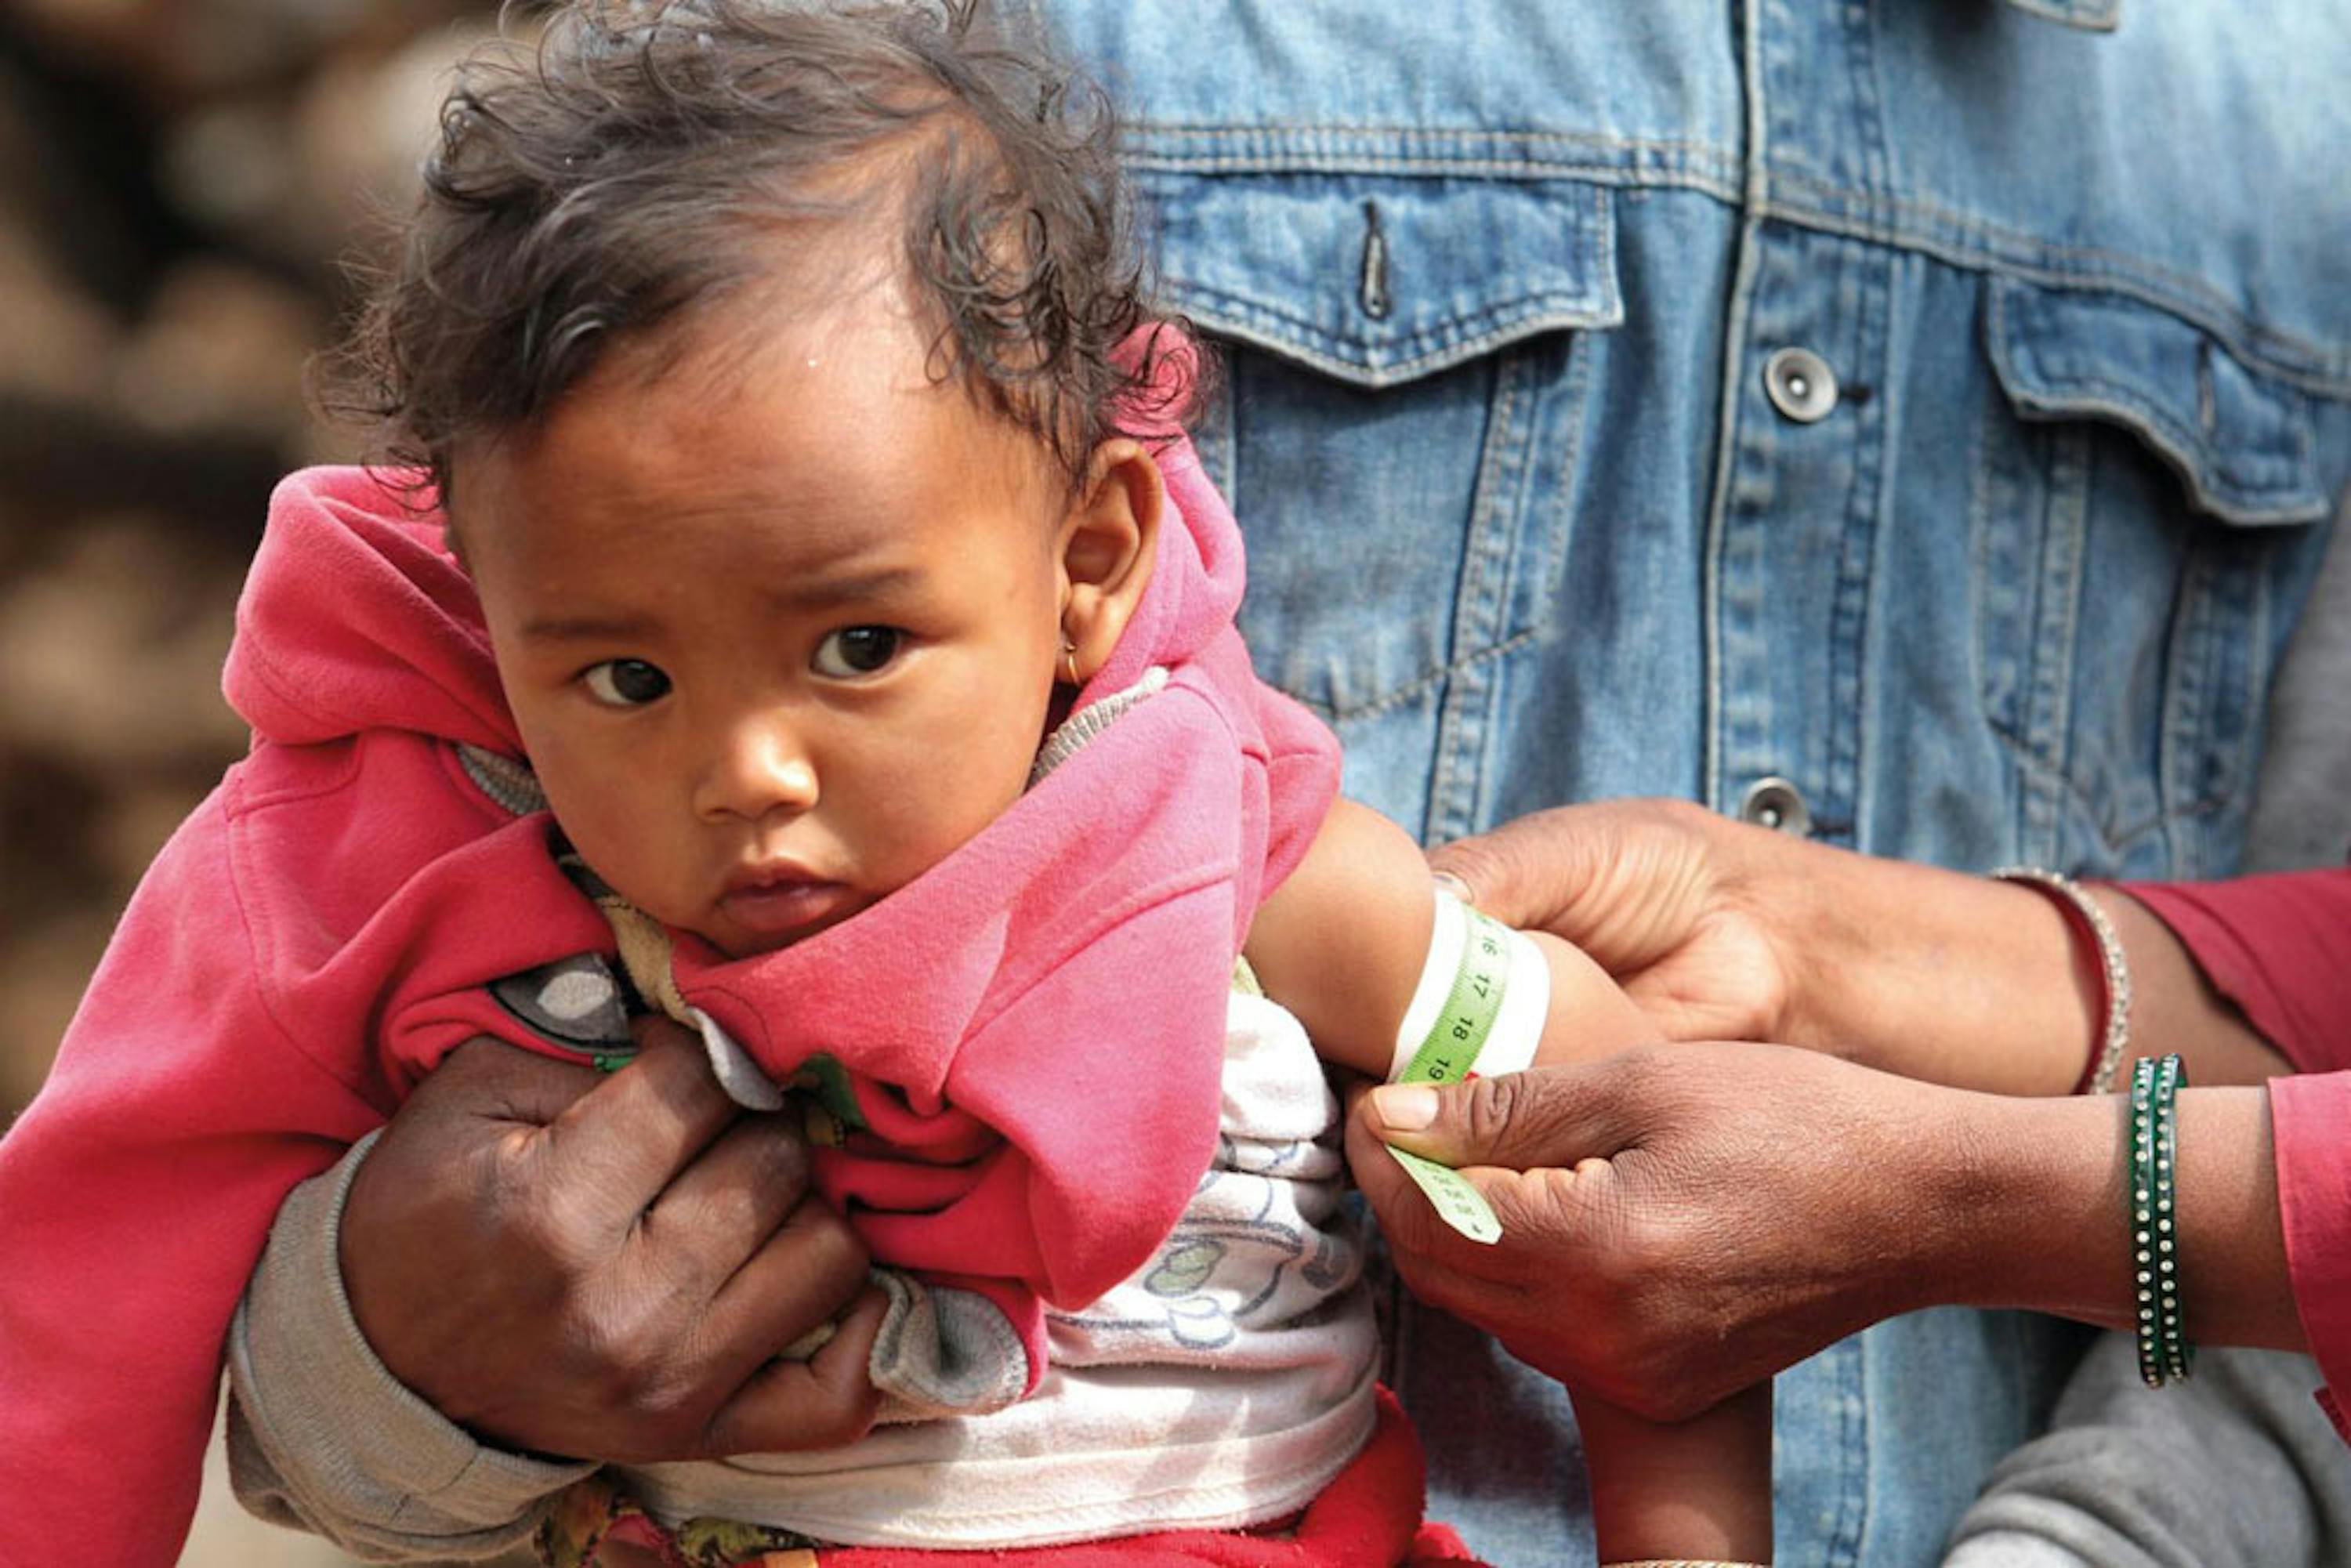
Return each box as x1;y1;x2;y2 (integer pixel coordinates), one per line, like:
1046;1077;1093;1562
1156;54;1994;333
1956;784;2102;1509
1386;904;1513;1246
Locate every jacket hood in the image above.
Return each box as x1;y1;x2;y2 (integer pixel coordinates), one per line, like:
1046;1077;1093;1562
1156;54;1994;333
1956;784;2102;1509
223;467;522;752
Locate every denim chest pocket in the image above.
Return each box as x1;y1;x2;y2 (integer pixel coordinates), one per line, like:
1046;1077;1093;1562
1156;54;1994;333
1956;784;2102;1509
1143;172;1621;721
1973;274;2333;871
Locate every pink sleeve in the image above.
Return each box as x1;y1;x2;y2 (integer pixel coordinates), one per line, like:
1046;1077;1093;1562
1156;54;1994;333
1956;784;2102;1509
2123;867;2351;1444
2269;1073;2351;1443
0;798;381;1567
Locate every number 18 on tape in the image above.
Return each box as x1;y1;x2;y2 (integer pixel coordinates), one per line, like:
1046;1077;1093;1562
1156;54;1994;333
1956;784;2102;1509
1386;904;1515;1246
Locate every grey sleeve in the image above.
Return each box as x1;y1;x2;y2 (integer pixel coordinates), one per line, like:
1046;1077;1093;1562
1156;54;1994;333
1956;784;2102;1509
1941;1334;2348;1568
2245;494;2351;874
226;1130;597;1561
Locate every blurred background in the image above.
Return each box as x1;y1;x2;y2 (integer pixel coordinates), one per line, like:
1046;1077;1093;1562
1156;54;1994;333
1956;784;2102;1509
6;0;2343;1563
0;0;527;1560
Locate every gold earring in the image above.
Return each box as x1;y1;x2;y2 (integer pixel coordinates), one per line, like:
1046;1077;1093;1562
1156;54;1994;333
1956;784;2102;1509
1060;638;1082;686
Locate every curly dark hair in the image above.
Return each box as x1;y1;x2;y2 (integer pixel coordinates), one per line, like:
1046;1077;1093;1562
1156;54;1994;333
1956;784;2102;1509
324;0;1199;512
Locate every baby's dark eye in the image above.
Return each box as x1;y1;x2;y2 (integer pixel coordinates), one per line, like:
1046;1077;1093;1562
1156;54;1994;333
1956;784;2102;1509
812;625;903;679
581;658;672;707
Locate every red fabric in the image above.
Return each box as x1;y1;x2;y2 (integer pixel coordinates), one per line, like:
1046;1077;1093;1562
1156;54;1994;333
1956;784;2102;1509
0;436;1339;1566
2124;871;2351;1074
2125;867;2351;1443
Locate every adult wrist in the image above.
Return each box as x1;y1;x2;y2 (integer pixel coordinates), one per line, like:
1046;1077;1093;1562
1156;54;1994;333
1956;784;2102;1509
1937;1088;2134;1326
231;1135;592;1544
1773;851;2095;1095
1994;869;2130;1093
1796;1066;2027;1327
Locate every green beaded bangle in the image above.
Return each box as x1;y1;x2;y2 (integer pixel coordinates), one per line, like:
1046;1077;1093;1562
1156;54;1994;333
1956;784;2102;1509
2128;1054;2193;1386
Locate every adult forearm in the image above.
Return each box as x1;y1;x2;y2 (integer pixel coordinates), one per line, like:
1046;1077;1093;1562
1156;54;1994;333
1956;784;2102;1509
1779;851;2286;1093
1942;1085;2303;1351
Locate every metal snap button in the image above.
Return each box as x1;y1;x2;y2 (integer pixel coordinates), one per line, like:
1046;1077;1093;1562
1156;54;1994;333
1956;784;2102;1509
1739;775;1813;835
1763;346;1838;423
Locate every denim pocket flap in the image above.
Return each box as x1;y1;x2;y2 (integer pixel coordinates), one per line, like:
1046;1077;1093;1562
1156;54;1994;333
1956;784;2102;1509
1986;276;2327;526
1140;173;1621;389
2003;0;2121;32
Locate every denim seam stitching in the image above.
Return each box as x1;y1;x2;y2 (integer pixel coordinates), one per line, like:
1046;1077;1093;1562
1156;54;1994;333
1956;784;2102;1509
1769;172;2256;317
1165;284;1619;384
1970;359;2057;855
1130;152;1744;204
1762;181;2351;390
2164;558;2205;871
1128;121;1736;155
1126;133;2349;385
1992;727;2235;858
1427;348;1527;839
1523;328;1595;659
1825;279;1891;839
1299;625;1547;725
2027;425;2090;862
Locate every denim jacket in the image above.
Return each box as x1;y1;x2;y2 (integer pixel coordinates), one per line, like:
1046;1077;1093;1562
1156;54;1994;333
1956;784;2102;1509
1023;2;2351;1563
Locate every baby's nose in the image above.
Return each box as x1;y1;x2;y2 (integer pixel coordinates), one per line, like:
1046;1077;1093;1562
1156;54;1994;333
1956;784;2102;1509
695;715;819;821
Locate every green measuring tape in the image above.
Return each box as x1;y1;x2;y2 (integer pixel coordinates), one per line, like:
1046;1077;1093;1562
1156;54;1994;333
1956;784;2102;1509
1386;904;1512;1246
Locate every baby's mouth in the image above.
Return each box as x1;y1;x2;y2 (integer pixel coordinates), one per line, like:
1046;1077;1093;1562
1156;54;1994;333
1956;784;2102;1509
717;866;860;950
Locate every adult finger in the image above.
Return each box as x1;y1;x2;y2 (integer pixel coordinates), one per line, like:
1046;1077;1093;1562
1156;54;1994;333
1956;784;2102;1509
1425;805;1600;928
1429;800;1730;977
538;1016;743;1209
697;1183;875;1378
1342;1103;1514;1280
700;1283;888;1456
638;1110;813;1287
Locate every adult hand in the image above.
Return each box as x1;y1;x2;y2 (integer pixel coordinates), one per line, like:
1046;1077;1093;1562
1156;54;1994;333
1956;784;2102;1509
339;1019;884;1463
1346;1045;1971;1421
1429;798;2134;1095
1428;798;1806;1045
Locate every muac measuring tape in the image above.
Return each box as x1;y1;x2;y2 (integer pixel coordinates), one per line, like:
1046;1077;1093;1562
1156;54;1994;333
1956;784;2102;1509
1383;889;1548;1244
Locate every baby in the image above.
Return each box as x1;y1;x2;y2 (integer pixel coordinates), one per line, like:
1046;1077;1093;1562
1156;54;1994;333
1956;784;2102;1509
0;3;1766;1565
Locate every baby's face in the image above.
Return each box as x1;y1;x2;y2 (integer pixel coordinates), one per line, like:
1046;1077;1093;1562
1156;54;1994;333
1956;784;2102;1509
457;284;1070;957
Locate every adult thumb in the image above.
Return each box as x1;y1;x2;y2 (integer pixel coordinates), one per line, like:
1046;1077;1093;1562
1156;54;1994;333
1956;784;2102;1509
1425;825;1541;927
1356;1063;1632;1175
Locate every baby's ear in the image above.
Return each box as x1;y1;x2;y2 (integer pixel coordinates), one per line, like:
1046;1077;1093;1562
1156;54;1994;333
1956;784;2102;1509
1056;438;1162;683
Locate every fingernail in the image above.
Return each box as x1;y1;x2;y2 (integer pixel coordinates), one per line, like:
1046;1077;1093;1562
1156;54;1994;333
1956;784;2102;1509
1371;1084;1439;1132
1430;870;1475;906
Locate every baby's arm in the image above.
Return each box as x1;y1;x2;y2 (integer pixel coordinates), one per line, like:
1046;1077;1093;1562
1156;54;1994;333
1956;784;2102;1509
1247;798;1773;1566
1245;798;1660;1078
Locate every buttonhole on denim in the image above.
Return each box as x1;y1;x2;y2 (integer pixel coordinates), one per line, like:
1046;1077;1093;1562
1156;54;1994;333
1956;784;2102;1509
1842;383;1874;406
2196;342;2218;436
1359;201;1393;320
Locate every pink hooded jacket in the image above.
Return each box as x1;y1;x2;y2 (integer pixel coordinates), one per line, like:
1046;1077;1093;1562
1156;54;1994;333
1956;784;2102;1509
0;435;1339;1566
